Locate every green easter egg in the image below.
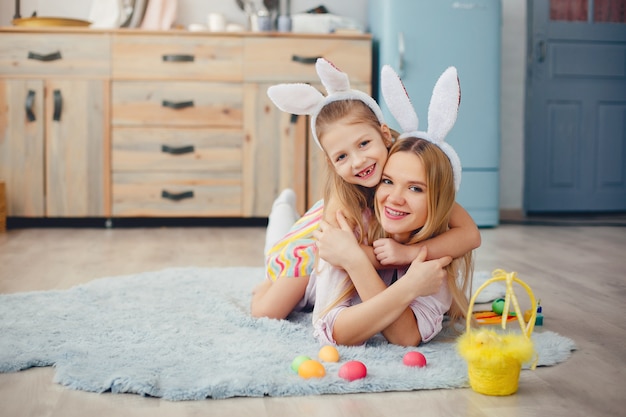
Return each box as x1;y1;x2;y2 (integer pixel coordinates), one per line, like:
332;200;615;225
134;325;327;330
492;298;505;315
291;355;311;373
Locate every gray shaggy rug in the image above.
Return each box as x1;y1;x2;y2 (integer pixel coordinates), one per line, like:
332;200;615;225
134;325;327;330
0;267;576;400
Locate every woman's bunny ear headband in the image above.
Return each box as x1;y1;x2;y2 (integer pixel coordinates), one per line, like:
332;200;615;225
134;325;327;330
267;58;385;149
381;65;463;191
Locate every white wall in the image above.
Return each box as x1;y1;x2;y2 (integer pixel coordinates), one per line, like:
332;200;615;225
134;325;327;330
2;0;367;28
0;0;525;210
499;0;526;210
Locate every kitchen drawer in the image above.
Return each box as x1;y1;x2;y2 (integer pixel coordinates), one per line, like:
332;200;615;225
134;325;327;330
112;127;243;171
112;171;242;217
112;34;243;81
0;33;110;77
112;81;243;127
244;37;371;83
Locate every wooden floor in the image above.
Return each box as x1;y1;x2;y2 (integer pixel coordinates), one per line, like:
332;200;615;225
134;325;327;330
0;224;624;417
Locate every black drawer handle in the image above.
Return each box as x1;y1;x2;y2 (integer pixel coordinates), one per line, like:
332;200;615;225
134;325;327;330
292;55;322;65
28;51;62;62
25;90;36;122
162;100;194;110
162;54;195;62
161;190;194;201
161;144;195;155
52;90;62;121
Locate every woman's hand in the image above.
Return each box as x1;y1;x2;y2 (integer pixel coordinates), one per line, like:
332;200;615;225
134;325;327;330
314;211;362;268
402;247;452;298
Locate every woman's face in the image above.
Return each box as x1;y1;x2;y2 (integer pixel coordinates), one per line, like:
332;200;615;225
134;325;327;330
321;119;390;189
376;151;429;243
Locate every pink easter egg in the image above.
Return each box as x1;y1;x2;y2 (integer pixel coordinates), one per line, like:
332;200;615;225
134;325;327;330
403;351;427;367
338;360;367;381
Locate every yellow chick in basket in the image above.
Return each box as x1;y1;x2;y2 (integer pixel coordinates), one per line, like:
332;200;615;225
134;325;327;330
457;328;535;367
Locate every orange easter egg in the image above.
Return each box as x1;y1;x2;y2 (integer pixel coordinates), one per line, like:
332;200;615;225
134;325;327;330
298;359;326;379
318;345;340;362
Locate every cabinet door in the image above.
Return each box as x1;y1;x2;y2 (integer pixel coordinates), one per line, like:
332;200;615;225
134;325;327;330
45;79;108;217
0;79;45;217
243;83;307;216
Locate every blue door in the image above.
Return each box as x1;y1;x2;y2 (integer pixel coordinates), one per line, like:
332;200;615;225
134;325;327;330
525;0;626;212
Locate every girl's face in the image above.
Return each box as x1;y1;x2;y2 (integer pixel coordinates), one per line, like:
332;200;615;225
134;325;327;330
376;151;429;243
320;119;391;189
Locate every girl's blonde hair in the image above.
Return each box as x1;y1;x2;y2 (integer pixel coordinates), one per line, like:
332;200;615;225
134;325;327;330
321;137;473;329
315;99;393;243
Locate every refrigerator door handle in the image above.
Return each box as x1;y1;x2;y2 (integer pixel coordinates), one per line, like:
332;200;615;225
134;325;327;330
397;31;405;76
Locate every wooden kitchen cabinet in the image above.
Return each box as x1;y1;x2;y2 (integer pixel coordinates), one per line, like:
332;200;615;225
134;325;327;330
111;33;246;217
0;32;110;217
243;36;372;215
0;28;371;220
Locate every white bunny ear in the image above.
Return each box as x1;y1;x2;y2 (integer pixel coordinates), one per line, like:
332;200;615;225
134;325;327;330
426;66;460;144
267;84;325;115
381;65;463;191
316;58;351;94
381;65;419;133
269;58;386;150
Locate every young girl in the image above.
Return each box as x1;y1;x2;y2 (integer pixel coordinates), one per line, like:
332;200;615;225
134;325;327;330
250;59;480;320
312;65;473;346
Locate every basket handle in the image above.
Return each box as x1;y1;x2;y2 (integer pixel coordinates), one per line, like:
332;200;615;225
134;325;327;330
467;269;537;339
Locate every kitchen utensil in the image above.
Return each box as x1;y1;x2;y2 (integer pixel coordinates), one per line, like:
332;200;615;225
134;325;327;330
12;17;91;27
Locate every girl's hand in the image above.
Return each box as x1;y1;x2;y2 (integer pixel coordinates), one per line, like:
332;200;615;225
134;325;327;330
402;247;452;298
314;211;361;267
373;238;421;266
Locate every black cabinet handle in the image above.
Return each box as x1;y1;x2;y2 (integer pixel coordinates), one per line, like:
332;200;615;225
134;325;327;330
27;51;62;62
289;114;299;124
162;100;194;110
161;190;194;201
162;54;195;62
292;55;322;65
161;144;195;155
25;90;36;122
52;90;62;121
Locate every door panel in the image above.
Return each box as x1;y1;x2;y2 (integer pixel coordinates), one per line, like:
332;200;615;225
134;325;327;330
45;80;107;217
525;0;626;212
0;79;45;216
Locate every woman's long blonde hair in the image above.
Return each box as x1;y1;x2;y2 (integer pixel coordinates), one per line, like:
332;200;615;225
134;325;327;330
321;137;473;326
373;138;472;323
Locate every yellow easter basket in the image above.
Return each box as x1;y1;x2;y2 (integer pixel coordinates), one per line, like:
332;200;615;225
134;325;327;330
457;269;538;396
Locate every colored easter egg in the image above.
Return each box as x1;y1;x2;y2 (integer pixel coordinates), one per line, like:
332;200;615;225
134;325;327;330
298;359;326;379
492;298;505;315
403;351;427;367
338;360;367;381
291;355;311;373
318;345;340;362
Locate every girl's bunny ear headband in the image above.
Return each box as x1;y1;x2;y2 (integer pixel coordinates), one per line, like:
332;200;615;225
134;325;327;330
381;65;463;191
267;58;385;150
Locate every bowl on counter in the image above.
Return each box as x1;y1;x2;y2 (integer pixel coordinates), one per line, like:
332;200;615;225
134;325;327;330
12;17;91;27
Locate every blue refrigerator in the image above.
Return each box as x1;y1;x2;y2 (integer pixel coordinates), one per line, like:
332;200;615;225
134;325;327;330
368;0;502;227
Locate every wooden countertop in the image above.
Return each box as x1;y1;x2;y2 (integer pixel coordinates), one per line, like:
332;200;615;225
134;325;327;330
0;26;371;40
